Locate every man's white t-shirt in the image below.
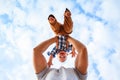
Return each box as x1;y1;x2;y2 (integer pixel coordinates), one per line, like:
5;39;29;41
37;66;87;80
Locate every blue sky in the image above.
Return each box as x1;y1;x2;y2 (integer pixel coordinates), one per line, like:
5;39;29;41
0;0;120;80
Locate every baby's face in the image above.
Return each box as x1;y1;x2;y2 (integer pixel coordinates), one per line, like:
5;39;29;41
48;16;56;24
57;51;67;62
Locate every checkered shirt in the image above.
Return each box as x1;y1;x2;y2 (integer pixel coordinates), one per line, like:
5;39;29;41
47;35;72;57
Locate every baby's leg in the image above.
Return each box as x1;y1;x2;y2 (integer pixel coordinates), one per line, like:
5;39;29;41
63;8;73;34
50;22;62;35
48;14;62;35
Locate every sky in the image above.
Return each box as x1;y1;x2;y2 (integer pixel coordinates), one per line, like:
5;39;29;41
0;0;120;80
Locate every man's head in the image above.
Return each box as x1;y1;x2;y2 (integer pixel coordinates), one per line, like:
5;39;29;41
57;51;68;62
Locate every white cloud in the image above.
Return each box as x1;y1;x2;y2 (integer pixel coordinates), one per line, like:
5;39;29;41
99;0;120;23
12;7;27;26
98;58;120;80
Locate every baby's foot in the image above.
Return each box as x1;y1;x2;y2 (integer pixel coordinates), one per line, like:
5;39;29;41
64;8;71;17
48;14;56;25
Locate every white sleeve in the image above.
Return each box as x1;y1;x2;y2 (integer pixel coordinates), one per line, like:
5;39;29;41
74;68;87;80
36;67;49;80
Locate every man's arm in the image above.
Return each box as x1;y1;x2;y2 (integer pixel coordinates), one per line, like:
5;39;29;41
33;37;57;74
67;36;88;75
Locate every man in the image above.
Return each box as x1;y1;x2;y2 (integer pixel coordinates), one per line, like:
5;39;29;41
33;36;88;80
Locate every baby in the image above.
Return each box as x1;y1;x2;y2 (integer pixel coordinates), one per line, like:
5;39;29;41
47;8;76;67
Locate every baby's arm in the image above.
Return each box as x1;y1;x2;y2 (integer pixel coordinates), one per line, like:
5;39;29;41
47;54;53;67
48;14;62;35
71;47;76;57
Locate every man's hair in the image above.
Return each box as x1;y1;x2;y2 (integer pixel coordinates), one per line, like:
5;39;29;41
48;14;55;20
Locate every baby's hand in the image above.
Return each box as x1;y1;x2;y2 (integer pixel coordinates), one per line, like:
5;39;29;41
47;61;53;67
70;51;76;57
70;47;77;57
